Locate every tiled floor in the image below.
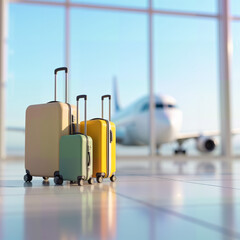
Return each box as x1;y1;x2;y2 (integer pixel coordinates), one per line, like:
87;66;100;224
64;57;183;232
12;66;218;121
0;159;240;240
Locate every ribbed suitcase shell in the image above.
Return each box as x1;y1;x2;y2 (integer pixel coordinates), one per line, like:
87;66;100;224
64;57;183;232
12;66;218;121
80;119;116;178
25;102;76;177
59;134;93;181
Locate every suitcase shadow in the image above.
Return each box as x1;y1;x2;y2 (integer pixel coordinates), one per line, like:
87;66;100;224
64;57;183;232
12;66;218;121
24;180;51;187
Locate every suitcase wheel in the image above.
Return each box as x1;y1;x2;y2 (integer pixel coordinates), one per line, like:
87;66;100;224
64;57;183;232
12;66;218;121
77;177;84;186
54;175;63;185
88;178;94;185
97;176;103;183
110;175;117;182
42;177;49;181
24;173;32;183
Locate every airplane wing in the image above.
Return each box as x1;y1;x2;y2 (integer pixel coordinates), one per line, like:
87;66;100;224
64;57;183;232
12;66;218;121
177;128;240;143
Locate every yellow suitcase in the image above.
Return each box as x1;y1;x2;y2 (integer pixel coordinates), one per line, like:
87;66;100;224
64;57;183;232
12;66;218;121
24;67;76;182
80;95;116;183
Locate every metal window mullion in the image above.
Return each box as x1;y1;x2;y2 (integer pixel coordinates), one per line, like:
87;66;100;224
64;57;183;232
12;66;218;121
231;16;240;21
0;0;7;159
65;0;70;68
9;0;219;20
218;0;232;157
65;0;70;102
149;0;155;156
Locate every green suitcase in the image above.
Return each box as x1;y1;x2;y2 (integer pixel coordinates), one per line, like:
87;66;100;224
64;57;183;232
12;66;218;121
54;95;94;186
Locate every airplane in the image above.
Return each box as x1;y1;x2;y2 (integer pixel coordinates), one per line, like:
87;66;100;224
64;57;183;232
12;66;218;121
112;79;240;155
7;79;240;155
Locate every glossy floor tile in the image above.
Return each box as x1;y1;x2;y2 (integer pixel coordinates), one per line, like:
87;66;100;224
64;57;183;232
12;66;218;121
0;159;240;240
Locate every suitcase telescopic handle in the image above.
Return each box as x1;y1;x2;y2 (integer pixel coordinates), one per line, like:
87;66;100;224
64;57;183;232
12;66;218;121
101;95;111;121
54;67;68;103
76;95;87;135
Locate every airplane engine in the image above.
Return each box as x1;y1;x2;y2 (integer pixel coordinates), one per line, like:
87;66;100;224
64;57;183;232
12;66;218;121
196;136;216;153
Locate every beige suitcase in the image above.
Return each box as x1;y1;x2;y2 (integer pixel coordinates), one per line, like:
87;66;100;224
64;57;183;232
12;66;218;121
24;67;76;182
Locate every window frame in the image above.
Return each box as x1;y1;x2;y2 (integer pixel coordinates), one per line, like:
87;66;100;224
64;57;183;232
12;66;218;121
6;0;239;158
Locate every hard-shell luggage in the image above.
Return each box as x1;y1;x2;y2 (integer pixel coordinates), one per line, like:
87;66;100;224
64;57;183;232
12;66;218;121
56;95;94;186
24;67;76;182
80;95;116;183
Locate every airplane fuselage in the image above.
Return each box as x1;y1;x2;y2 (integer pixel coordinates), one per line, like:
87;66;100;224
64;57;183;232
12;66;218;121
112;95;182;146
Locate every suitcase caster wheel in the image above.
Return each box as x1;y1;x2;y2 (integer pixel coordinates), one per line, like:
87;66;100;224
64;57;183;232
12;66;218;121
88;178;94;185
43;177;49;181
78;178;84;186
24;173;32;182
54;175;63;185
110;175;116;182
97;176;103;183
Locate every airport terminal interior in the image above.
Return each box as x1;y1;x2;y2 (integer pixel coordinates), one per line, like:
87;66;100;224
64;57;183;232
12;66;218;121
1;0;240;239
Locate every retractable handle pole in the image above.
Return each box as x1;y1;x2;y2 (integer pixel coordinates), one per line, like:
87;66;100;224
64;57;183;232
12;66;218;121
101;95;111;121
76;95;87;135
54;67;68;103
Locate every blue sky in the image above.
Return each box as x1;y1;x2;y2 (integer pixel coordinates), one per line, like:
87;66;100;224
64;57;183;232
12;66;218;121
6;1;240;152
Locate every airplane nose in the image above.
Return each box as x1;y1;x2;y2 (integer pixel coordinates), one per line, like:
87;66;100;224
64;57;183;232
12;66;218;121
156;110;182;143
161;112;175;128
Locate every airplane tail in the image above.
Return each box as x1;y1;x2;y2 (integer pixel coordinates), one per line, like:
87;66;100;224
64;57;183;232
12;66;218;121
113;76;120;112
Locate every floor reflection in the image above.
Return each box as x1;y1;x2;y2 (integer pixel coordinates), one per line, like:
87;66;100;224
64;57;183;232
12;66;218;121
0;164;3;240
221;162;235;240
98;183;117;240
153;160;217;176
23;183;117;240
196;162;216;175
0;159;239;239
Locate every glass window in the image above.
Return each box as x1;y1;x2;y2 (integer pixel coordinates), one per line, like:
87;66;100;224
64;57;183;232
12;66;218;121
231;0;240;16
71;0;148;8
8;4;65;155
30;0;65;2
70;9;148;156
153;0;217;14
70;9;148;118
154;15;219;155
